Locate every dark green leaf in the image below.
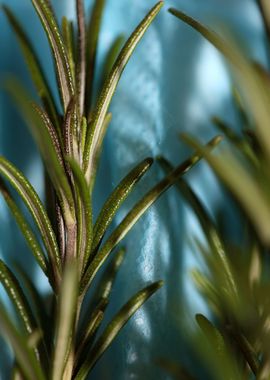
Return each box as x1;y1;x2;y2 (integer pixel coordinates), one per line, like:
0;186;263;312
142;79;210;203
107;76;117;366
0;180;48;276
84;1;164;182
31;0;74;110
91;158;153;256
0;260;36;335
3;5;60;133
76;0;86;115
85;0;106;112
81;136;220;294
0;304;45;380
51;261;78;380
0;156;61;286
75;281;163;378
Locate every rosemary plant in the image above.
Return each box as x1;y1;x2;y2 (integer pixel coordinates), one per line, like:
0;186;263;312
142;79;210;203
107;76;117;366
0;1;218;379
158;2;270;379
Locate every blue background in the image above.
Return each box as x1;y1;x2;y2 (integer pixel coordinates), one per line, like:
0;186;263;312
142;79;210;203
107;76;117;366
0;0;267;378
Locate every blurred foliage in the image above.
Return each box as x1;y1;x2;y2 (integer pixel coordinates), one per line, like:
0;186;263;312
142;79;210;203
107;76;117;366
156;2;270;379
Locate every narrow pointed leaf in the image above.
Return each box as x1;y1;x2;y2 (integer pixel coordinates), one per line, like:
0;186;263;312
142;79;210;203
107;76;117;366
75;281;163;378
92;158;153;255
81;136;220;293
0;304;45;380
3;5;60;132
76;0;86;114
86;0;106;112
31;0;74;110
100;35;125;87
84;1;164;181
0;180;48;275
169;7;270;161
67;157;92;266
182;134;270;245
62;17;76;84
52;261;78;380
157;156;237;297
0;157;61;284
7;81;75;214
88;113;112;192
0;260;36;335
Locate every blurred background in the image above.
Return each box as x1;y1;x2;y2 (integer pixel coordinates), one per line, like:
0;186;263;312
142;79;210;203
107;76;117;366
0;0;267;378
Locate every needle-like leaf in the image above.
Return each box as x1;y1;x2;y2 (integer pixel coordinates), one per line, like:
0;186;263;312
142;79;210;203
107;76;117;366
0;157;61;285
84;1;164;182
169;7;270;162
85;0;106;112
76;0;86;115
81;136;221;293
31;0;74;110
0;304;45;380
75;281;163;378
3;5;60;133
182;134;270;245
91;158;153;255
0;260;36;335
51;261;78;380
0;180;48;276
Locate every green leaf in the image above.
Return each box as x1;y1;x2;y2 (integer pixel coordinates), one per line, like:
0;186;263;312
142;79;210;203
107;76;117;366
84;1;164;182
51;261;78;380
75;281;163;378
158;359;197;380
66;157;92;268
0;180;48;276
81;136;220;294
0;260;36;336
91;158;153;255
157;156;237;299
0;156;61;286
31;0;74;110
85;0;106;112
0;304;45;380
6;81;75;215
99;35;125;92
169;7;270;163
76;0;86;115
182;134;270;245
2;5;60;133
62;17;76;84
88;113;112;192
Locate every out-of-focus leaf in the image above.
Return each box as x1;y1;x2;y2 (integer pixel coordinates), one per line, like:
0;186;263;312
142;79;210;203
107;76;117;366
3;6;59;132
196;314;242;380
157;156;237;299
81;136;221;294
91;158;153;255
85;0;106;112
75;281;163;378
182;134;270;245
257;0;270;42
76;0;86;115
212;117;257;164
158;359;197;380
169;8;270;162
0;157;61;286
0;180;48;276
31;0;74;110
51;261;78;380
0;260;36;335
84;1;164;182
0;304;45;380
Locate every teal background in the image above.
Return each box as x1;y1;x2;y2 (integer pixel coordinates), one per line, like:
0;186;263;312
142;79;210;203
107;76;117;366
0;0;267;378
